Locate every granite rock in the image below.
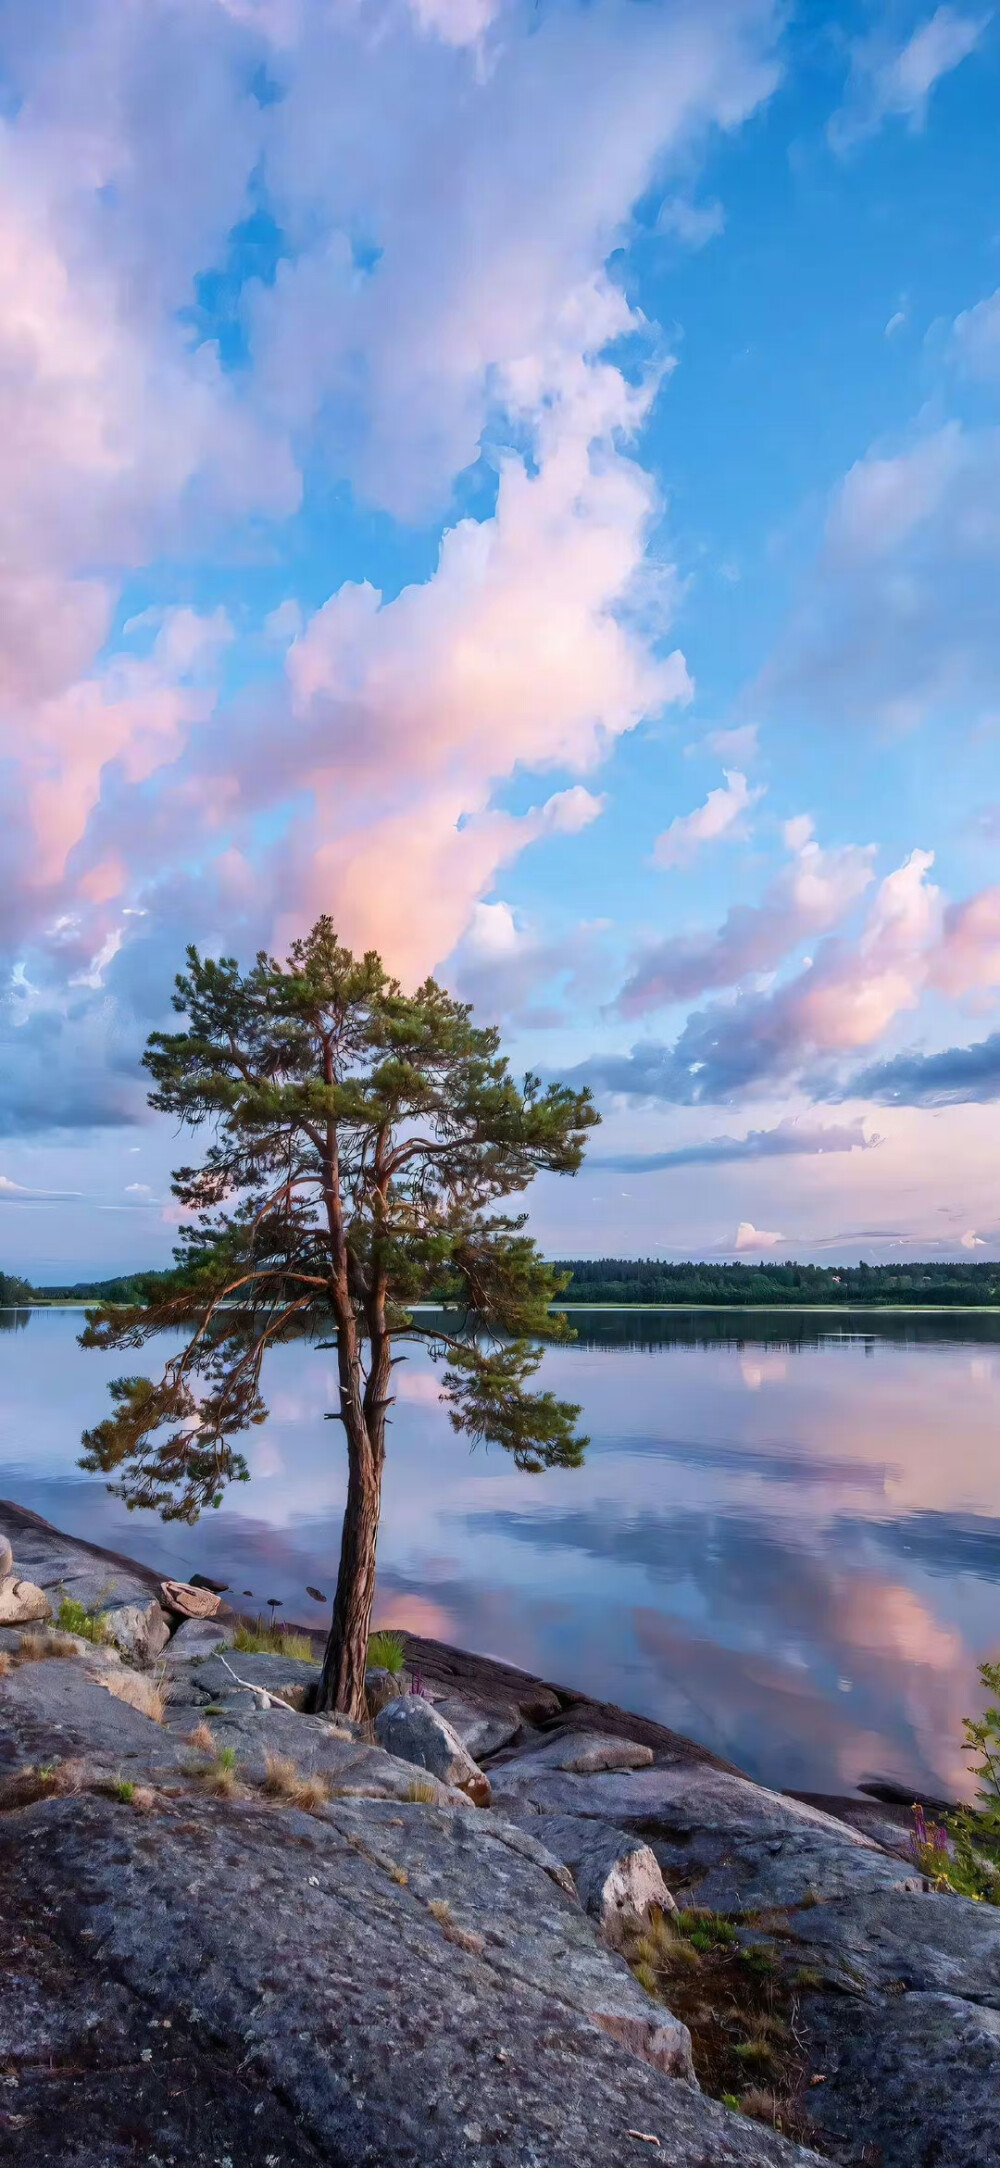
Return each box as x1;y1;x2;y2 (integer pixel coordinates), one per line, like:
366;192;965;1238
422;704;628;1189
95;1595;171;1663
0;1573;51;1625
431;1691;522;1759
376;1694;492;1805
160;1615;231;1664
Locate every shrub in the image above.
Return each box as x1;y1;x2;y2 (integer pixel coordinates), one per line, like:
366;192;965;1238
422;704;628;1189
233;1617;313;1660
912;1661;1000;1904
56;1597;108;1644
367;1629;406;1675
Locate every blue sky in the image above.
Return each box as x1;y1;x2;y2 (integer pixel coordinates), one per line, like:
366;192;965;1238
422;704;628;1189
1;0;999;1278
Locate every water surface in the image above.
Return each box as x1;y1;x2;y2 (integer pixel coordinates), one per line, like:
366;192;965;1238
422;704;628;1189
2;1304;999;1800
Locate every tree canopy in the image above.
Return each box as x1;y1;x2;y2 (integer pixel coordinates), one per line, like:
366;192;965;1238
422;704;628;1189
80;918;599;1712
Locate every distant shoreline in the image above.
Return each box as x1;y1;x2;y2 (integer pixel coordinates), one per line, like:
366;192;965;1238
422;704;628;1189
7;1300;1000;1316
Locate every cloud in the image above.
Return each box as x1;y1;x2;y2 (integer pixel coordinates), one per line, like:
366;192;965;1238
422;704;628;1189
0;0;783;1064
620;817;874;1014
0;1174;81;1201
734;1219;782;1250
952;286;1000;382
655;195;725;248
652;768;763;871
447;900;612;1027
830;7;991;150
700;722;759;762
588;1116;878;1173
961;1229;986;1248
585;847;950;1103
851;1029;1000;1106
754;417;1000;739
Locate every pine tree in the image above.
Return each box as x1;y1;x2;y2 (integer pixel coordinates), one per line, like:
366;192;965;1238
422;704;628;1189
80;918;599;1715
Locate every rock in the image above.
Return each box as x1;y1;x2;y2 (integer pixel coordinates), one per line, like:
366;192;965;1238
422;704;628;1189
0;1573;51;1625
433;1692;521;1759
0;1501;165;1615
189;1572;229;1593
161;1616;231;1664
503;1727;654;1774
160;1577;223;1619
488;1760;926;1912
805;1988;1000;2168
0;1792;820;2167
96;1597;171;1664
0;1532;12;1578
365;1664;408;1715
515;1813;676;1945
375;1695;491;1806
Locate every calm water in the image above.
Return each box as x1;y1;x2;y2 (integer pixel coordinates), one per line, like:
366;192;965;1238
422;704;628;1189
2;1304;999;1801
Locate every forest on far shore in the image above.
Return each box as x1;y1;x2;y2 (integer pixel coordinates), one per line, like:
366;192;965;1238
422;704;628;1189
3;1256;1000;1309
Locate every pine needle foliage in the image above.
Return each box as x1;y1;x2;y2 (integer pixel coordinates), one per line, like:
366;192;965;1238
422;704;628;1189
78;918;598;1714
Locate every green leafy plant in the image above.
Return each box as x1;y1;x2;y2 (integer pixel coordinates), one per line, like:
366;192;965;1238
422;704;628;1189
911;1661;1000;1903
115;1779;136;1803
367;1628;406;1675
56;1596;108;1644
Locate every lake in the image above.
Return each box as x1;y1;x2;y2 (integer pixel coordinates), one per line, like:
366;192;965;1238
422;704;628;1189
2;1303;999;1802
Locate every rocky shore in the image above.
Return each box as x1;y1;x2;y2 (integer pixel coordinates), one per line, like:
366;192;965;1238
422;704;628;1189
1;1499;998;2168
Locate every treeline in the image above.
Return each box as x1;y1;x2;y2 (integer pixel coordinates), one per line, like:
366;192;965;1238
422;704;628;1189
553;1258;1000;1306
1;1269;176;1306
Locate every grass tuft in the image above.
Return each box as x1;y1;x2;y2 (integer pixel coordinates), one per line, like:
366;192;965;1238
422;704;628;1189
185;1722;217;1753
99;1669;166;1724
0;1652;11;1677
233;1617;313;1660
367;1629;406;1675
403;1776;438;1804
263;1753;331;1812
16;1632;80;1662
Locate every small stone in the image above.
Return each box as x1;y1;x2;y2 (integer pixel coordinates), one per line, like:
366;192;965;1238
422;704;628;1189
160;1579;222;1619
0;1573;51;1626
375;1696;491;1806
188;1573;229;1594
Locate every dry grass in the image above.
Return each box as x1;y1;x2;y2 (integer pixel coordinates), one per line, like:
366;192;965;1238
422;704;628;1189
0;1651;11;1678
403;1776;438;1804
197;1759;240;1798
262;1752;331;1812
99;1669;167;1723
233;1617;313;1660
185;1722;217;1753
14;1632;80;1662
0;1757;92;1811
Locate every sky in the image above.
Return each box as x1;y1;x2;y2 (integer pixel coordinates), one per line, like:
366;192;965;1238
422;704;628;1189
1;0;1000;1280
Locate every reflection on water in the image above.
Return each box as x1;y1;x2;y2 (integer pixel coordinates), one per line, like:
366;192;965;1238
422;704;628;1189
2;1304;999;1799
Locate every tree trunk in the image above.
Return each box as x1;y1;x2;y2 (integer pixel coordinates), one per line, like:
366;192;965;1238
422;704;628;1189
317;1413;383;1717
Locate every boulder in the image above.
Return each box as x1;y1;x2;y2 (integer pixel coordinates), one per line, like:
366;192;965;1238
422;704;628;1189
0;1791;824;2165
161;1616;230;1664
0;1573;51;1626
375;1695;491;1805
503;1728;654;1775
488;1759;926;1912
160;1578;222;1619
432;1692;521;1759
96;1597;171;1664
518;1813;676;1945
0;1532;12;1578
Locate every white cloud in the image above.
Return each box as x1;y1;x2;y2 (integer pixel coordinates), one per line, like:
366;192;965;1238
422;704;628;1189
734;1219;783;1250
831;7;991;149
653;769;763;872
961;1228;986;1247
701;722;759;763
953;287;1000;383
